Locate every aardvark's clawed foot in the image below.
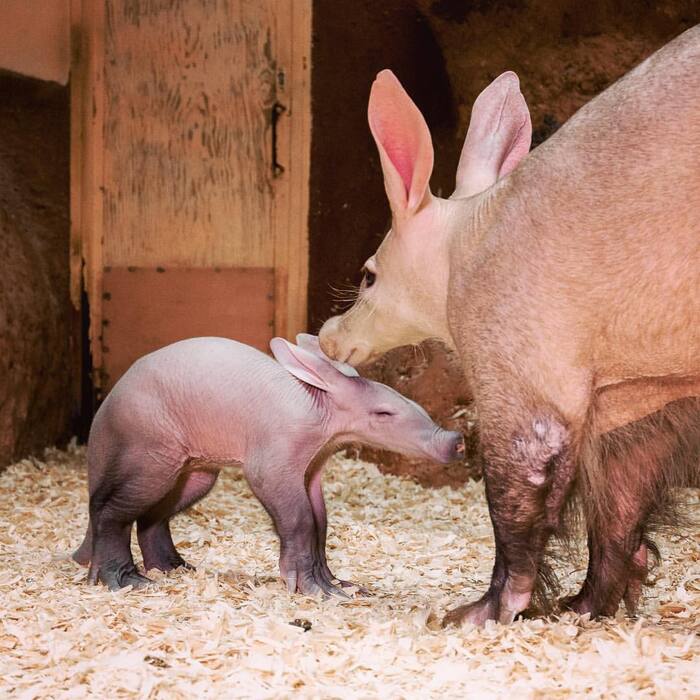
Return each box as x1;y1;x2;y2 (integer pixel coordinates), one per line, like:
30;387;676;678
144;551;195;574
281;556;360;600
442;594;500;628
320;561;370;596
89;558;153;591
331;577;370;596
443;576;534;627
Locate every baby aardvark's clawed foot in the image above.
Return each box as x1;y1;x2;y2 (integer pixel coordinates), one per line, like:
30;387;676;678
319;559;369;596
331;577;370;596
89;558;153;591
143;550;195;574
280;553;360;600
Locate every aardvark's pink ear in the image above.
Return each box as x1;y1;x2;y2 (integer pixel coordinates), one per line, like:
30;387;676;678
453;71;531;198
368;70;434;215
270;337;354;391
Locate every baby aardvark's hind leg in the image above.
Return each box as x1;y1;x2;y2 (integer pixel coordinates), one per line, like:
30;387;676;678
73;518;93;566
136;520;193;573
86;446;191;590
88;478;153;591
137;470;219;573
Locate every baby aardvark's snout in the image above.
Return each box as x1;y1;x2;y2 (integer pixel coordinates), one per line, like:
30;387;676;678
432;430;466;464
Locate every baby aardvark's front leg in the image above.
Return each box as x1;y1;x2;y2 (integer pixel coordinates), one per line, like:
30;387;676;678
444;403;579;627
245;456;348;598
306;464;367;594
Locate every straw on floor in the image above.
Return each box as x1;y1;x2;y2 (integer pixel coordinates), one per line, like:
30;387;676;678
0;443;698;698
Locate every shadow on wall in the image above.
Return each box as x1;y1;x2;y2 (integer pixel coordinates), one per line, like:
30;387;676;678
309;0;700;487
0;71;75;466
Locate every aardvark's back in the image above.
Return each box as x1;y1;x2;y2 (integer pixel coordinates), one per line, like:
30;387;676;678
482;25;700;391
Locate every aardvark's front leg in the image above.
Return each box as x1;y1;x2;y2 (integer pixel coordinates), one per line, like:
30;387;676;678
246;458;348;598
306;465;368;594
444;404;579;626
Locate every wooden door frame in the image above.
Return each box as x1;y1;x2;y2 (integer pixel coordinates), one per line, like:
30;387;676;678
70;0;106;377
70;0;311;389
272;1;312;341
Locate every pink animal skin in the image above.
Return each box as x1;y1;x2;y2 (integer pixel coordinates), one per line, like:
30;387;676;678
319;27;700;625
73;334;464;594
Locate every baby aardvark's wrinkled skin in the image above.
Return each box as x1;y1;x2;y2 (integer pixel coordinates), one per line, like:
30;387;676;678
73;335;463;594
320;28;700;624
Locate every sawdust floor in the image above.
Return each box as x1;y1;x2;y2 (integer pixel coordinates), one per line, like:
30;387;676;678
1;445;699;698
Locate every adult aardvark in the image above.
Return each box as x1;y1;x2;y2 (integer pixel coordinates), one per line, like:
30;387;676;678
319;27;700;625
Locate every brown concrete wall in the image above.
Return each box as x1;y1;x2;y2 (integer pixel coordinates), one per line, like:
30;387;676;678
309;0;699;486
0;72;75;466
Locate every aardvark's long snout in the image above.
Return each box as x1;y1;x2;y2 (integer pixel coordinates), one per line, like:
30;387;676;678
432;430;465;464
319;316;375;367
318;317;344;359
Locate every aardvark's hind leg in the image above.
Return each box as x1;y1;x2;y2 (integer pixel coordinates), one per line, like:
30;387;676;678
73;518;93;566
563;405;690;618
87;451;187;590
88;497;152;592
137;470;219;572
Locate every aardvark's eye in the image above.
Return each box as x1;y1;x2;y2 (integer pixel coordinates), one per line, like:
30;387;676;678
372;410;394;417
362;269;376;289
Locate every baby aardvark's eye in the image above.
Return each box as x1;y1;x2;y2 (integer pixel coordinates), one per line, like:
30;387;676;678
362;269;376;289
372;410;395;417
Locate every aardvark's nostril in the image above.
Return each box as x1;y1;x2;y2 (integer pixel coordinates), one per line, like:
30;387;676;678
319;336;338;360
455;437;465;455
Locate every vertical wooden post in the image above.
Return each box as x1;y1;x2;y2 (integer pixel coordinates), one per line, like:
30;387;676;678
71;0;105;389
273;0;312;339
69;0;82;311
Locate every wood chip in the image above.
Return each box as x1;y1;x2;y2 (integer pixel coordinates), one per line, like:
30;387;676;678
0;443;698;697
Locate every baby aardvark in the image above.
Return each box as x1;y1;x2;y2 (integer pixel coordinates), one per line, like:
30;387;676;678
73;334;463;595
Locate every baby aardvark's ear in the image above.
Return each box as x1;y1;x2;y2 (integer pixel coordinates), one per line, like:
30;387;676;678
270;337;356;391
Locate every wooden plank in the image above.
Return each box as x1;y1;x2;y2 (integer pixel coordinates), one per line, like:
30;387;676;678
272;0;311;339
69;0;83;310
100;266;275;391
72;0;106;380
86;0;106;380
69;0;86;416
288;0;311;338
0;1;70;84
102;0;278;268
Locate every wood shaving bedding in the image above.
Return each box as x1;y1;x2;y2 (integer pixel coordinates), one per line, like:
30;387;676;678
0;443;698;698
